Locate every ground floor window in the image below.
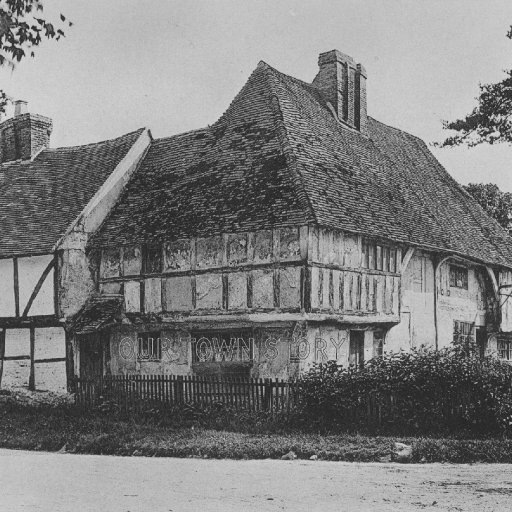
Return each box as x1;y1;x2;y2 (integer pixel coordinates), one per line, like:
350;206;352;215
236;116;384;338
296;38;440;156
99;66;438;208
373;330;385;358
349;330;365;367
498;335;512;361
137;332;162;361
453;321;474;348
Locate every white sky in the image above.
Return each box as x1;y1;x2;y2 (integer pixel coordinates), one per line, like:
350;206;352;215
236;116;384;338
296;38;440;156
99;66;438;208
2;0;512;191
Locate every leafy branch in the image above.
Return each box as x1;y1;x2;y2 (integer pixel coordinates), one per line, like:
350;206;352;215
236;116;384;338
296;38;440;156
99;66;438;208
0;0;71;113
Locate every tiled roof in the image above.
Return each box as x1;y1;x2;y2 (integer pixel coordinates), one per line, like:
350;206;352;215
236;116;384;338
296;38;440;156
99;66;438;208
69;294;124;334
0;129;144;258
91;62;512;268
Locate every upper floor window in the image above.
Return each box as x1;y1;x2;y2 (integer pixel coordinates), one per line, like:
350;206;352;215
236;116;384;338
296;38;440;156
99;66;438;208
362;239;398;273
449;265;468;290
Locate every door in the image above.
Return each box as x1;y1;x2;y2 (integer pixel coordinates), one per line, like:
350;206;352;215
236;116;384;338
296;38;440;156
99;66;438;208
476;327;487;359
79;333;103;380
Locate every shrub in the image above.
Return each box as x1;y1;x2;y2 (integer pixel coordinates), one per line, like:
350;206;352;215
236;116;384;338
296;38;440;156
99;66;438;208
297;345;512;435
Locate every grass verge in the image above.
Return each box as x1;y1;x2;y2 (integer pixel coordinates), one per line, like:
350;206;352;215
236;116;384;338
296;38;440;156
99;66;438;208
1;399;511;463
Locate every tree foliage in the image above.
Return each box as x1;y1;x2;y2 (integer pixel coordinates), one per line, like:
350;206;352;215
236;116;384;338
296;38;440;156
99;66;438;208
439;26;512;147
464;182;512;231
0;0;70;112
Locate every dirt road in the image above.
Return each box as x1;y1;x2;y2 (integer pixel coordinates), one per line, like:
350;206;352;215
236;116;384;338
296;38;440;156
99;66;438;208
1;449;512;511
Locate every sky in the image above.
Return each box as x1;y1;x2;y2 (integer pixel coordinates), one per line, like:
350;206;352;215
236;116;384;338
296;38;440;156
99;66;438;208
1;0;512;191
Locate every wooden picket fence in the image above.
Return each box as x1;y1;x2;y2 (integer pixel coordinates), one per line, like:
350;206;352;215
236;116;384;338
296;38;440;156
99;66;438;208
74;374;298;413
74;374;505;432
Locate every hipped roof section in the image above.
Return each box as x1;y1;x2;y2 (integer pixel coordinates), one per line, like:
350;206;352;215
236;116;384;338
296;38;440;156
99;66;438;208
0;129;144;258
91;62;512;269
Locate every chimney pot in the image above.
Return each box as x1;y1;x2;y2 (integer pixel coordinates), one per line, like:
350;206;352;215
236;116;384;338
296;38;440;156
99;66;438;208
14;100;28;117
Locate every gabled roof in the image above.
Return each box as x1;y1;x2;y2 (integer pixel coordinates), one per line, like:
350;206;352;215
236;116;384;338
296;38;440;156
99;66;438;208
0;128;144;258
91;62;512;269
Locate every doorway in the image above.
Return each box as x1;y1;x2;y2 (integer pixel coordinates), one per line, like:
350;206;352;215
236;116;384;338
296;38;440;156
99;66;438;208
79;333;104;380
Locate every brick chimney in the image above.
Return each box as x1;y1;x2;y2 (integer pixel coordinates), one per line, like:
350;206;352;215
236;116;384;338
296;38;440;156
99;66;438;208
312;50;368;136
0;100;53;163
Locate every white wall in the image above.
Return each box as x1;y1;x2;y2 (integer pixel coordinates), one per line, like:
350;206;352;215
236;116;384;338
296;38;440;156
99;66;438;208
0;258;15;317
18;255;54;316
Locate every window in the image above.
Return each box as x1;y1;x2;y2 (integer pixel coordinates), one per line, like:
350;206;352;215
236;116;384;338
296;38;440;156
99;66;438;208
373;330;385;358
498;335;512;361
143;245;162;274
449;265;468;289
362;239;398;273
453;321;474;348
137;332;162;361
349;330;365;367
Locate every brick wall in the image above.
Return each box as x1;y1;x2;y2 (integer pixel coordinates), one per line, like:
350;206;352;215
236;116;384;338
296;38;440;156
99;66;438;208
0;113;52;163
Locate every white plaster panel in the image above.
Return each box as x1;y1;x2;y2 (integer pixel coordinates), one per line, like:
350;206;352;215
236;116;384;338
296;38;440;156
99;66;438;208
1;360;30;388
34;327;65;360
144;278;162;313
279;267;301;309
34;361;67;392
163;276;193;311
252;269;274;309
18;254;54;316
0;258;15;317
4;328;30;357
228;272;247;310
196;273;223;309
125;280;141;313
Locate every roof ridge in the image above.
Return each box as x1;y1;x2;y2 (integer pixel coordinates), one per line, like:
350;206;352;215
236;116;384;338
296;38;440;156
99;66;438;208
152;126;209;144
259;62;318;225
46;127;145;152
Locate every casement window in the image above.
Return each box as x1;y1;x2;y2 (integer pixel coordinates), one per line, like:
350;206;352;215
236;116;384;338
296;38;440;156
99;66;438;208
100;248;121;278
498;335;512;361
449;265;468;290
373;330;385;358
143;245;162;274
137;332;162;361
453;321;474;347
191;330;253;363
361;239;399;273
349;330;365;367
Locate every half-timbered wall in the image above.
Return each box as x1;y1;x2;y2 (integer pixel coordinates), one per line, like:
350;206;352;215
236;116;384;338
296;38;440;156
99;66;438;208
437;261;489;349
308;228;401;319
97;226;402;322
387;252;493;354
98;227;305;316
500;270;512;333
387;251;435;351
0;254;67;392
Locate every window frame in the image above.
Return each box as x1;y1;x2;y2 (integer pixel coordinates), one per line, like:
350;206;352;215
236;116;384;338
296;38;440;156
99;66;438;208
498;335;512;361
449;264;468;290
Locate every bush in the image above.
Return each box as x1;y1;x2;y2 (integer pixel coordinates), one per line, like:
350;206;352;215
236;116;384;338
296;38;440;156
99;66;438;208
297;345;512;435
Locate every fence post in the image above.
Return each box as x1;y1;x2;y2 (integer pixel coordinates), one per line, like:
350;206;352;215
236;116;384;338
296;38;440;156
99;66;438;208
175;375;184;404
263;378;272;412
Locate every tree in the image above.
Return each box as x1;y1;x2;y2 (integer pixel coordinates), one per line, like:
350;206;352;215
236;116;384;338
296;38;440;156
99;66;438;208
439;26;512;147
0;0;70;113
464;183;512;231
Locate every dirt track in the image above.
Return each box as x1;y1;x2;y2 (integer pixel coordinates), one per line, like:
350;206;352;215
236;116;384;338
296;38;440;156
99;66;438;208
1;449;512;511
